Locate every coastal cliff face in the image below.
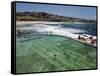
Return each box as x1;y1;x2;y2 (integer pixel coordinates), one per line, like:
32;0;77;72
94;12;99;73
16;12;96;23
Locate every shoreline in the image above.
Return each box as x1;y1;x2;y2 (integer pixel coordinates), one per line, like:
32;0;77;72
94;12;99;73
16;21;93;25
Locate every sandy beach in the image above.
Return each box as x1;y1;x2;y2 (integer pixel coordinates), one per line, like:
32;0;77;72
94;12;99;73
16;21;89;25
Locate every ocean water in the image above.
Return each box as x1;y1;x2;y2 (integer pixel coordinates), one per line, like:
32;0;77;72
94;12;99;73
62;23;97;36
47;23;97;36
17;23;97;37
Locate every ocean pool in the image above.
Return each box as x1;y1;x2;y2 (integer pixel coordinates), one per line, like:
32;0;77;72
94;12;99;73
16;35;96;73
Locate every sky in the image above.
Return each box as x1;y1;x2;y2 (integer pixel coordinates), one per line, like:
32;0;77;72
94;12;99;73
16;2;96;20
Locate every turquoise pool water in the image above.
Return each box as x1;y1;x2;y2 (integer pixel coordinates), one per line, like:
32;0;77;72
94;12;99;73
16;35;96;73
